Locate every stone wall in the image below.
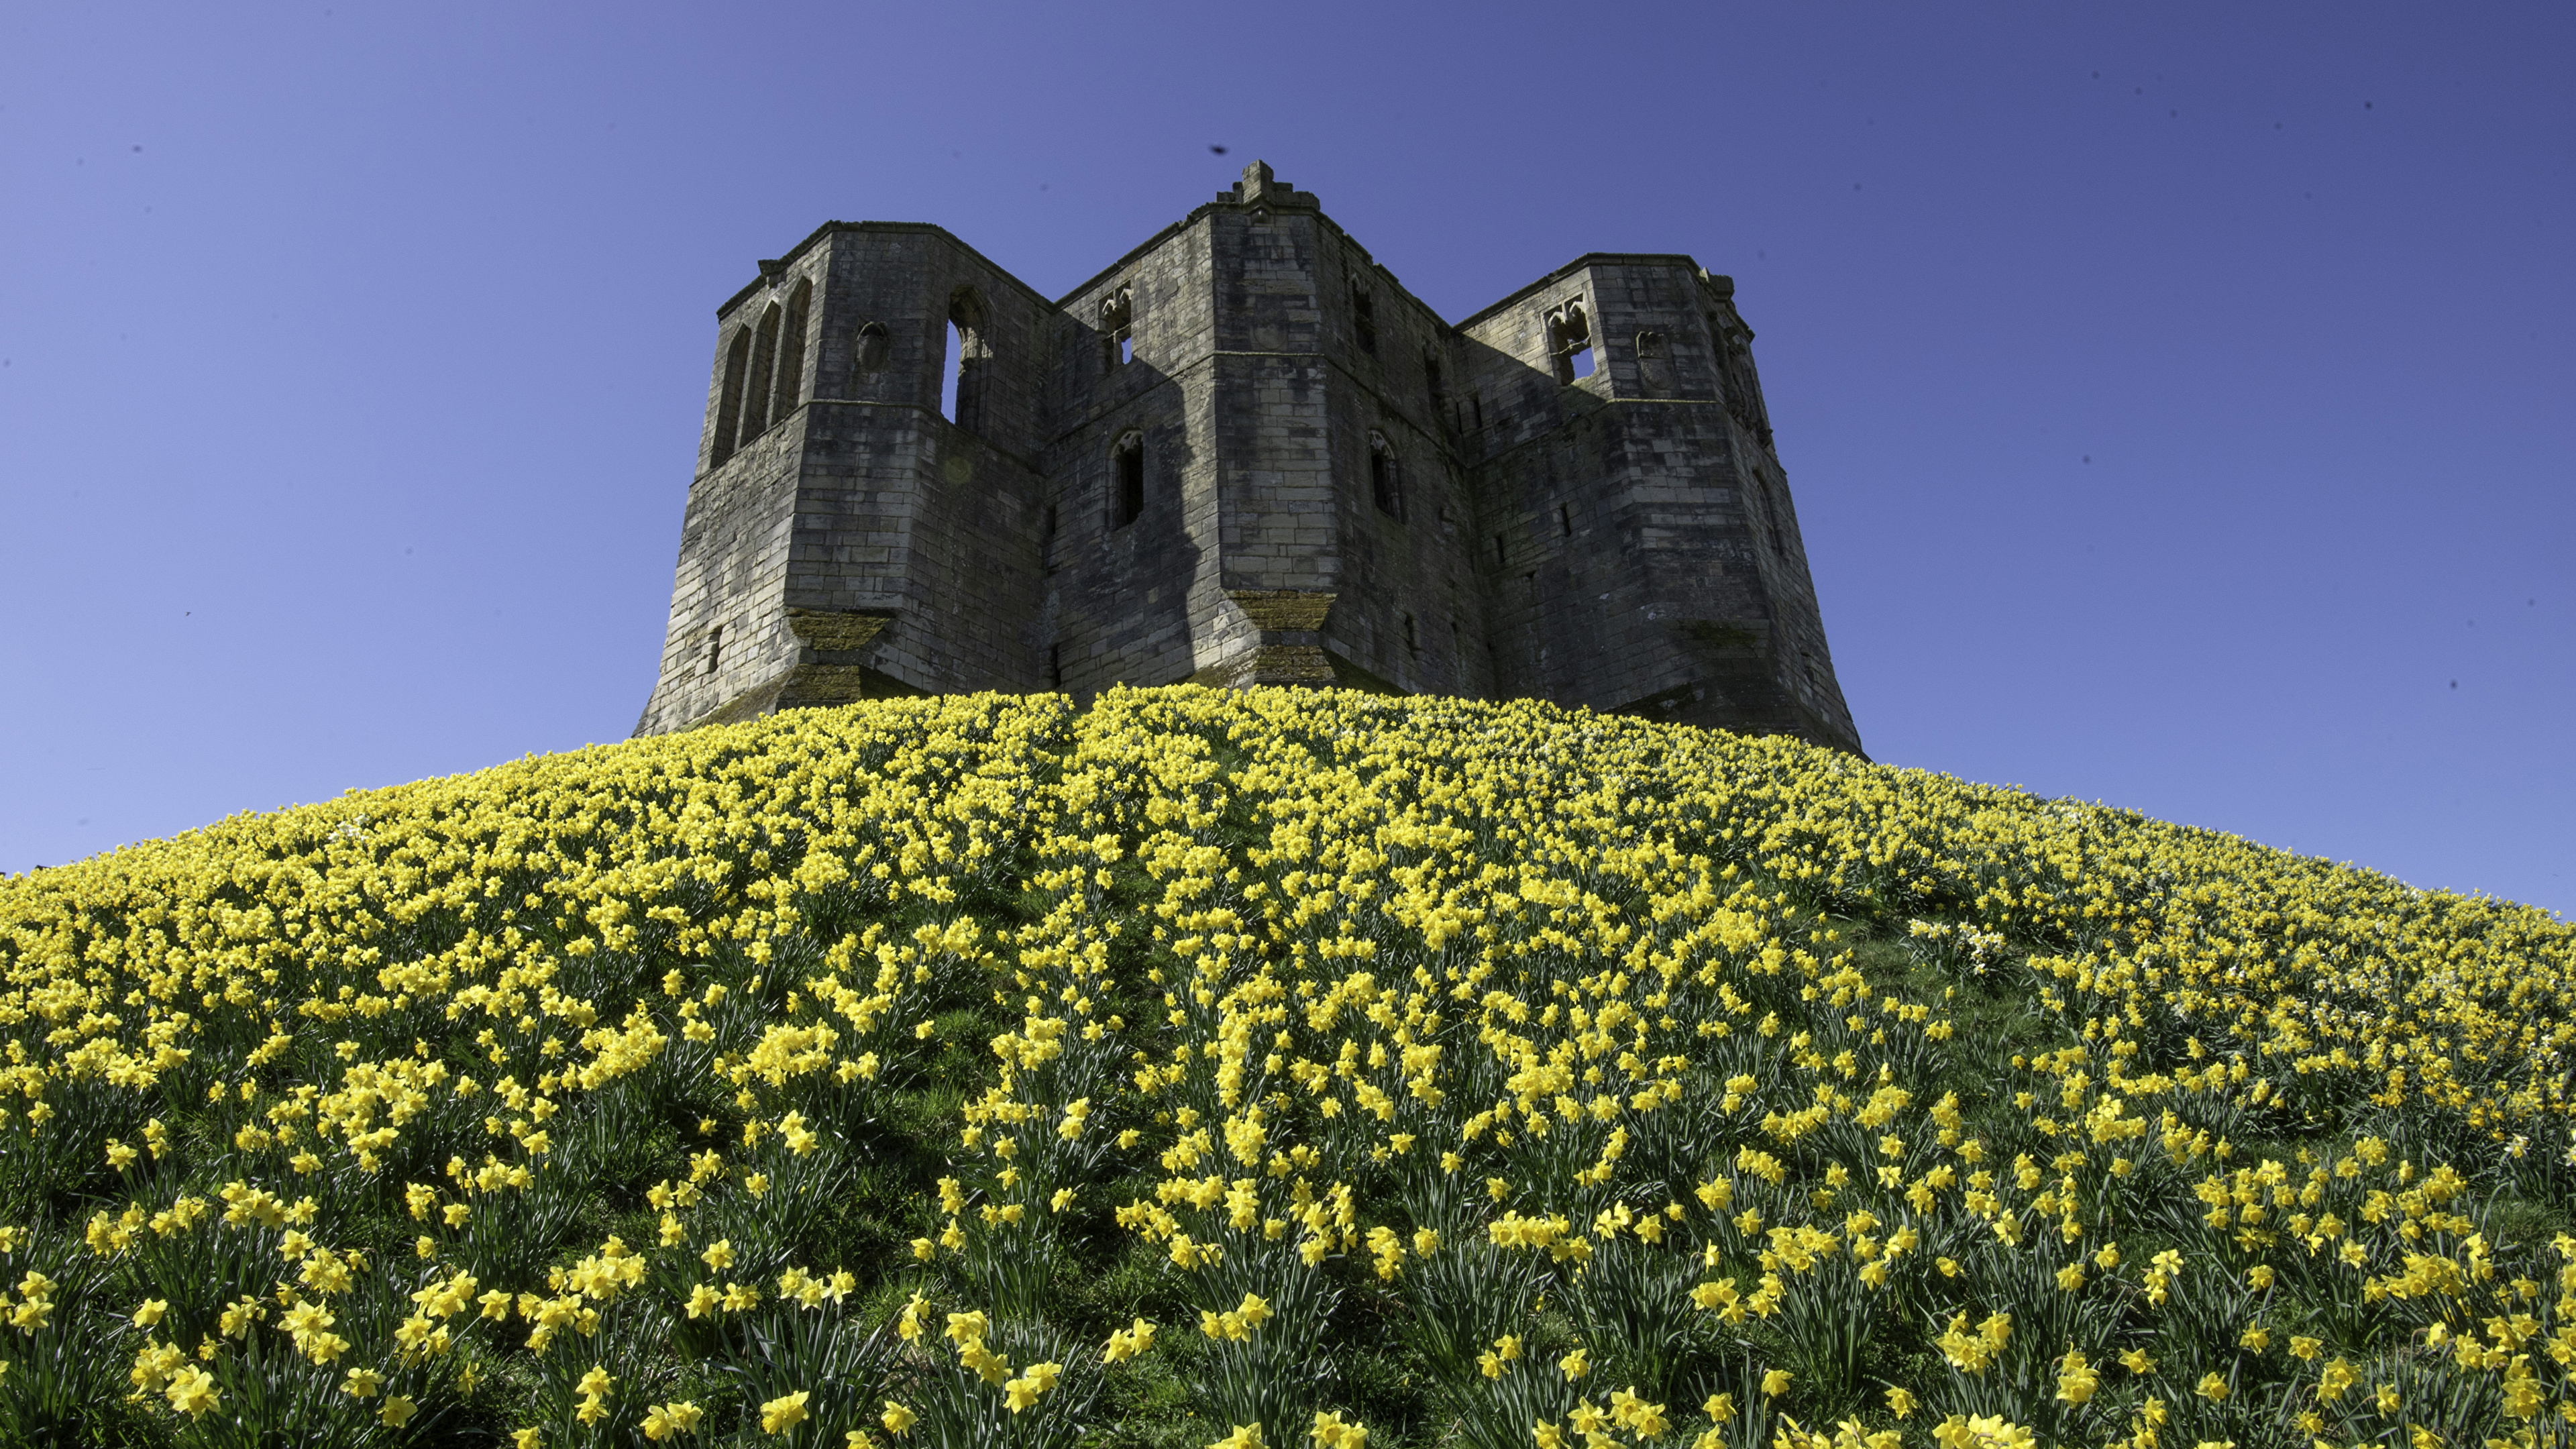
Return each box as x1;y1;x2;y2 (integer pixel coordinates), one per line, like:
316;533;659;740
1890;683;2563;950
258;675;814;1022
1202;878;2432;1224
636;162;1864;757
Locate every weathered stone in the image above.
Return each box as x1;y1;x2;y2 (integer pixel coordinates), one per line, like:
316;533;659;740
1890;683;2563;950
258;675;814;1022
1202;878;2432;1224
635;161;1865;756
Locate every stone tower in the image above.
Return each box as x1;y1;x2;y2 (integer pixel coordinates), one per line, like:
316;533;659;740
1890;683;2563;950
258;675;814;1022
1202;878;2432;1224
634;162;1864;756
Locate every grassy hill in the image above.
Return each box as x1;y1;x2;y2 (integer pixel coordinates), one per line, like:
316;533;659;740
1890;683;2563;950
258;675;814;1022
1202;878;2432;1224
2;686;2570;1448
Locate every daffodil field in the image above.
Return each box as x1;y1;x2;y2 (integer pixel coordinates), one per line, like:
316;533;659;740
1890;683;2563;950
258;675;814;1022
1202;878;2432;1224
4;687;2574;1449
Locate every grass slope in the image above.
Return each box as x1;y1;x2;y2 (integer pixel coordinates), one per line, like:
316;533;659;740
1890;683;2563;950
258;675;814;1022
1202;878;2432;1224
2;686;2571;1449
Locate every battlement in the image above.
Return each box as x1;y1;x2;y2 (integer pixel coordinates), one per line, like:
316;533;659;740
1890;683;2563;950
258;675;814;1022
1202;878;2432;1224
635;162;1864;755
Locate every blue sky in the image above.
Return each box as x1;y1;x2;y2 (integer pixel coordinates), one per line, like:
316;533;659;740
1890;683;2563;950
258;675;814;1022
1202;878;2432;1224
3;2;2569;915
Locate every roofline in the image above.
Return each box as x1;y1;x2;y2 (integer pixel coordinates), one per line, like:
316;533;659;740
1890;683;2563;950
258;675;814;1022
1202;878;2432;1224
712;219;1721;341
716;221;1056;322
1454;252;1713;331
1055;195;1459;342
1053;203;1222;309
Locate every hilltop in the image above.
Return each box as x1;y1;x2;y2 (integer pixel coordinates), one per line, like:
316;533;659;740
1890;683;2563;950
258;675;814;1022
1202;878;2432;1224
3;687;2570;1448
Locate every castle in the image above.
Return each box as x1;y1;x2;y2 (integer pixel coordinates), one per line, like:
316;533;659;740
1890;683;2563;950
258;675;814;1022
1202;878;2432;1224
635;162;1864;757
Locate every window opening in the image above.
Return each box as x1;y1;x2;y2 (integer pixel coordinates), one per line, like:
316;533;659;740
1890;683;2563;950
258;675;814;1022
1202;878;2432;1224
1493;533;1507;567
1100;287;1134;373
1558;503;1574;537
945;288;989;432
1632;328;1668;396
704;625;723;676
940;321;964;423
1471;394;1485;433
1403;613;1419;657
773;280;811;423
711;327;753;465
852;320;890;376
1765;478;1789;558
1368;433;1403;519
743;303;783;439
1042;504;1060;574
1113;433;1145;529
1546;299;1593;384
1352;286;1378;356
1049;644;1064;690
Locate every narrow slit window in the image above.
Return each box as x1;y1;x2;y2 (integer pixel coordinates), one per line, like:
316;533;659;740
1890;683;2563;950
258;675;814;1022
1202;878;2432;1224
1368;434;1403;520
1493;533;1507;566
773;279;811;422
1403;613;1419;657
1042;503;1061;574
1113;434;1145;529
945;288;989;432
1352;286;1377;356
704;625;723;676
711;327;753;466
941;321;964;423
1558;503;1574;537
743;302;783;438
1049;644;1064;690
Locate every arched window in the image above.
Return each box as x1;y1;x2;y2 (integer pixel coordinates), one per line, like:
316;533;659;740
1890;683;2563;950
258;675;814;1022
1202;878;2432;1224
743;302;783;440
1368;432;1403;521
851;320;890;376
943;287;989;432
1112;431;1145;529
1352;286;1378;356
1100;286;1134;372
1546;299;1593;383
771;279;810;423
1633;329;1670;396
710;327;753;466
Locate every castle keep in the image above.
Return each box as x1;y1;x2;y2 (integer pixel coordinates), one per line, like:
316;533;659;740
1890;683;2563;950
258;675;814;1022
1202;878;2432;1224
635;162;1864;755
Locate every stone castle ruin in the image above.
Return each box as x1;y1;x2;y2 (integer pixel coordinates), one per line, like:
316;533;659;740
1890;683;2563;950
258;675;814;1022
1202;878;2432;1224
636;162;1864;756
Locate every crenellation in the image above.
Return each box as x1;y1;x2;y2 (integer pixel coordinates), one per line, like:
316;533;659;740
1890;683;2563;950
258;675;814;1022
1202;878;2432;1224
634;163;1863;755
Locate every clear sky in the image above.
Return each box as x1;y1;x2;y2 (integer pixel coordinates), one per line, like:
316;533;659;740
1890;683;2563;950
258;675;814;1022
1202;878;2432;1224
3;2;2569;915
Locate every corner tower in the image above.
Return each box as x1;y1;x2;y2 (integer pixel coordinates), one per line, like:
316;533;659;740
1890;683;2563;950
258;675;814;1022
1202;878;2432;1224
635;162;1863;756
